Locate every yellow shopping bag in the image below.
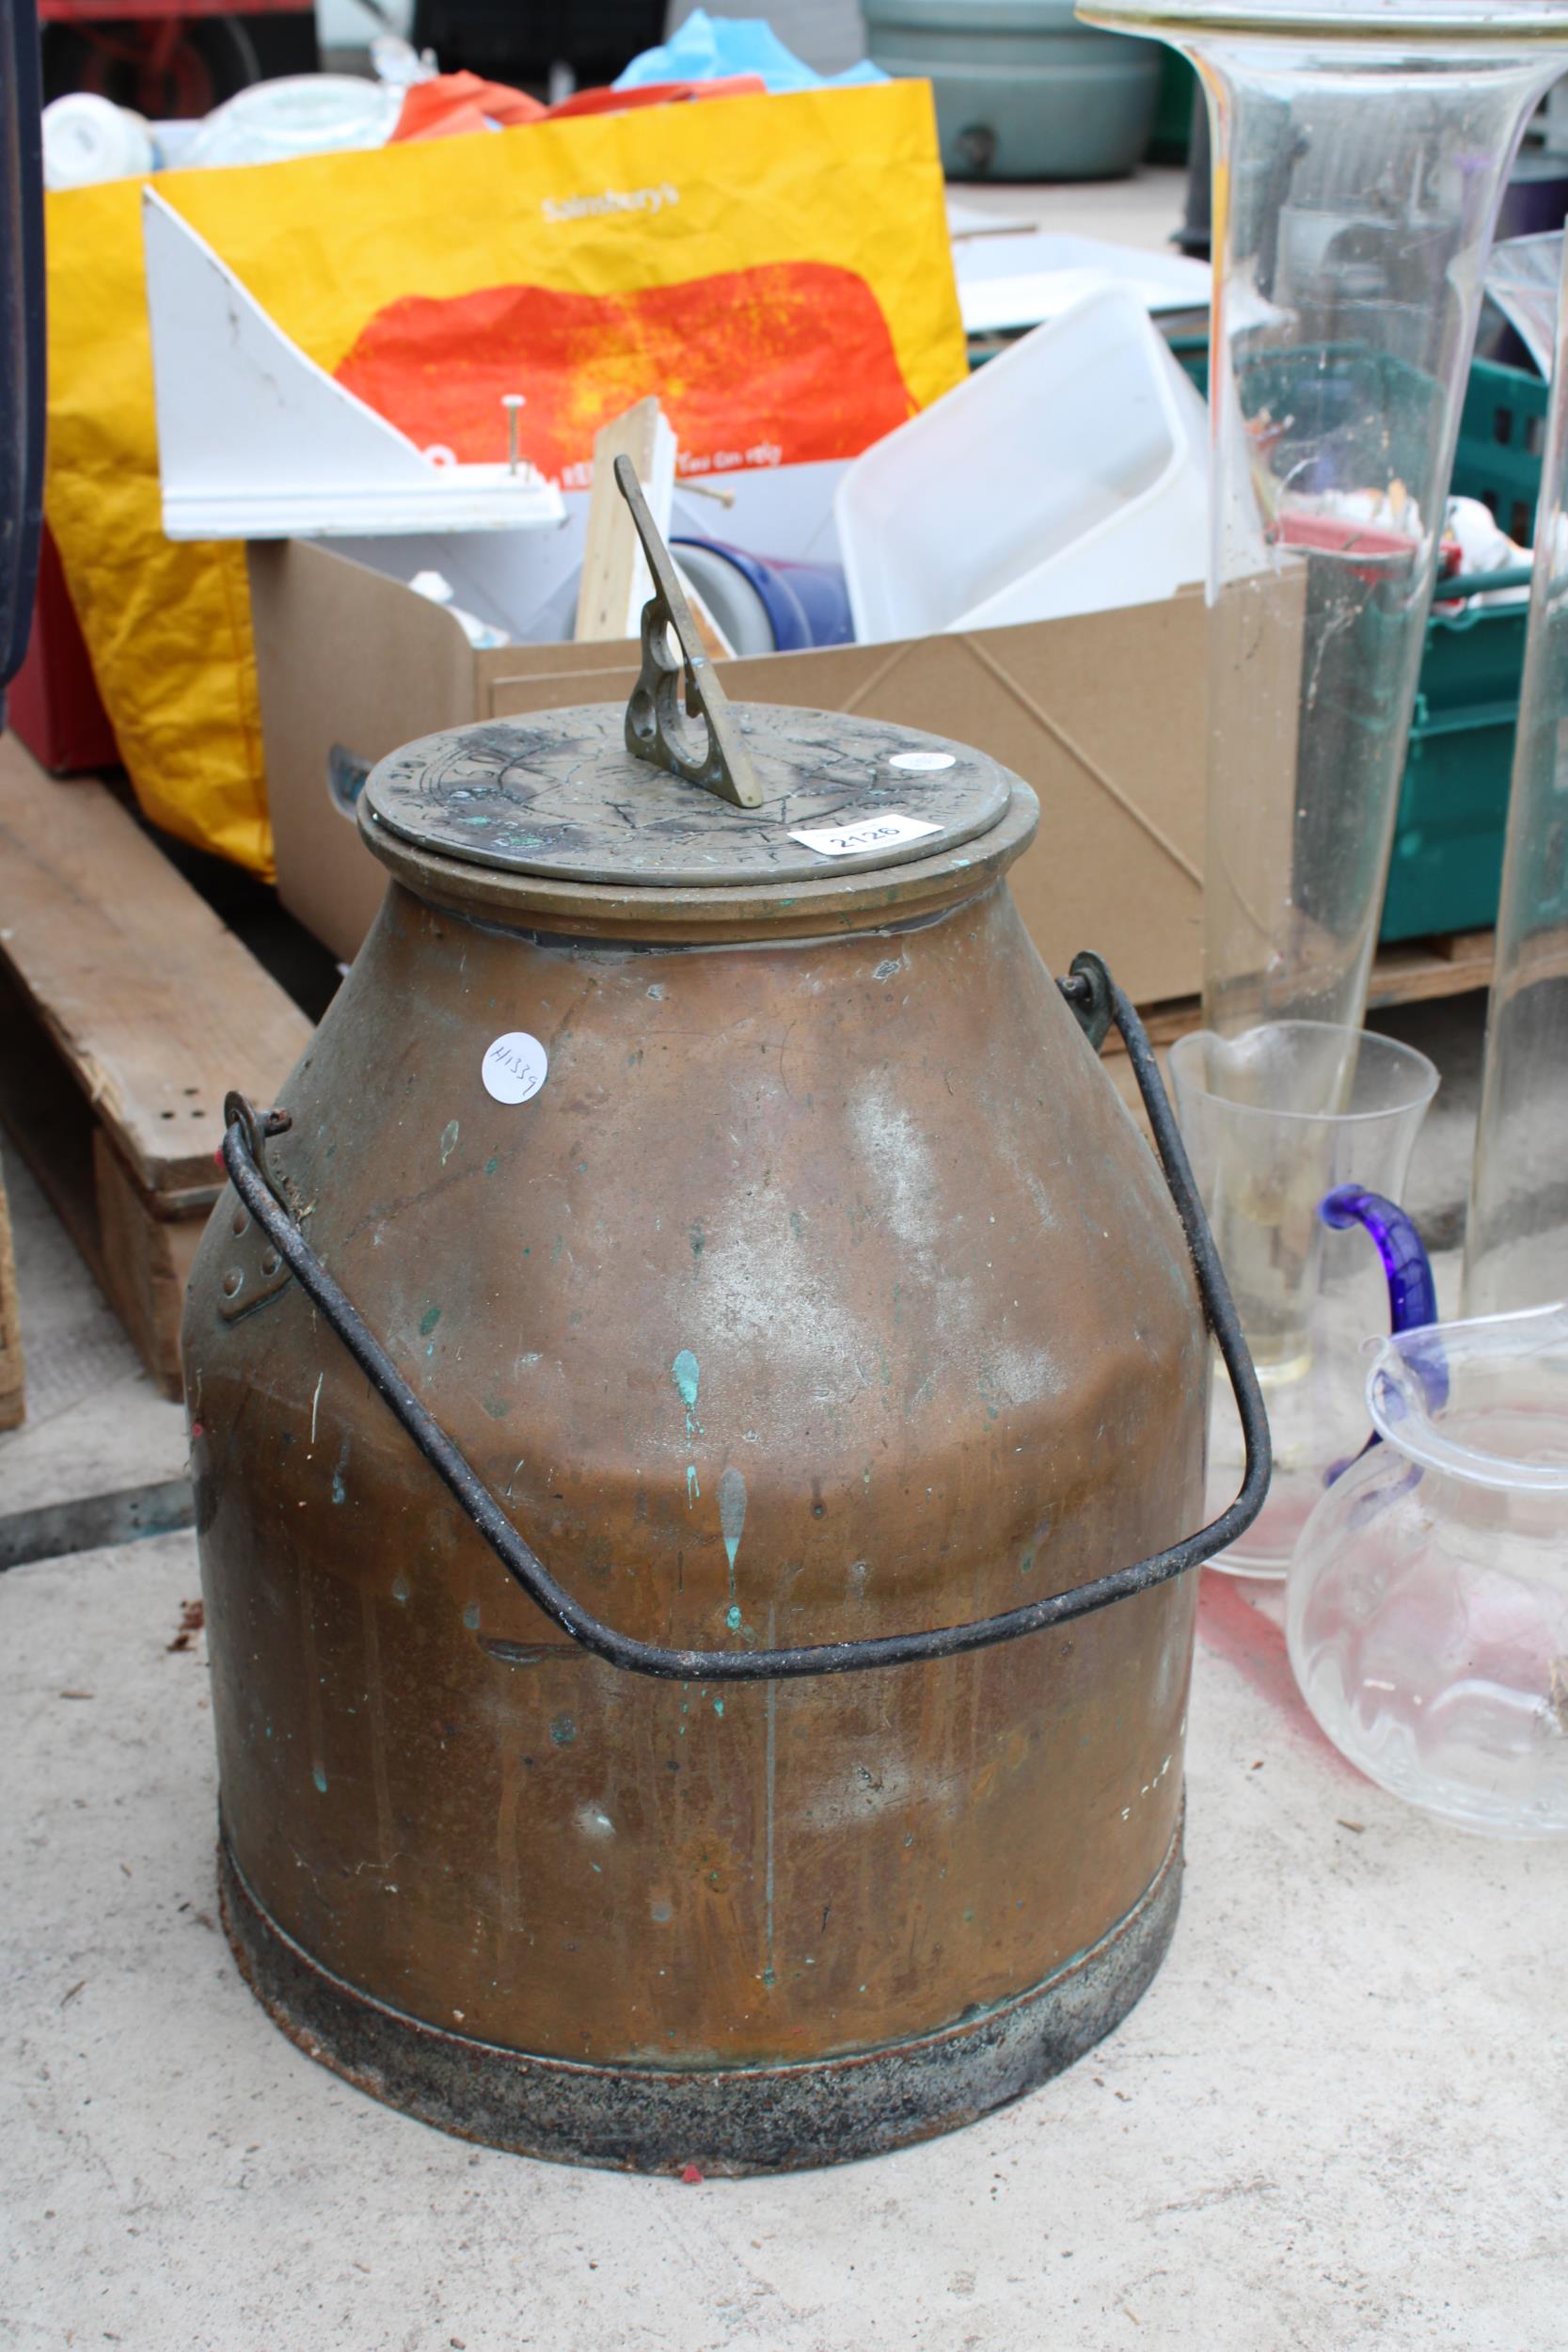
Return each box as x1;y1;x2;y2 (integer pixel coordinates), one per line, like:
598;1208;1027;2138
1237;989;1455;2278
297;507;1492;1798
44;82;966;874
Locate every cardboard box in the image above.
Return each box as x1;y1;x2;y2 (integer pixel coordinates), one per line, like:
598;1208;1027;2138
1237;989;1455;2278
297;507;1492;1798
249;536;1208;1007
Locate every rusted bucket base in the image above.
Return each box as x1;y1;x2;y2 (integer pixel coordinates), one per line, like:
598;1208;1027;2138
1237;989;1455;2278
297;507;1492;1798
218;1823;1182;2176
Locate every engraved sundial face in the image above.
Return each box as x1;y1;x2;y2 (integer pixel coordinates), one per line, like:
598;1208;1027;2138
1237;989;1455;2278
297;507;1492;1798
363;706;1013;890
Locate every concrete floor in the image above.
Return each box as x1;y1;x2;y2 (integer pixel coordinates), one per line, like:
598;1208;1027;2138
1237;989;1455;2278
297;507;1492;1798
6;1527;1565;2351
4;990;1566;2351
948;166;1190;255
0;1152;187;1522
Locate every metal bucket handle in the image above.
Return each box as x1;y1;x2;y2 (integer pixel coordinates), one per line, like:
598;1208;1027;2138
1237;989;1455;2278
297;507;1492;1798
218;952;1269;1682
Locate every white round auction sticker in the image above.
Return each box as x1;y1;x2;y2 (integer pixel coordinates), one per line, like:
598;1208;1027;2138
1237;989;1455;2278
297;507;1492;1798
888;750;956;773
482;1031;548;1105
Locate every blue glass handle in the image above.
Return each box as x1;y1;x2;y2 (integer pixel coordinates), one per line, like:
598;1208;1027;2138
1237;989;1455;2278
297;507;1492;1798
1319;1184;1441;1476
1320;1184;1437;1334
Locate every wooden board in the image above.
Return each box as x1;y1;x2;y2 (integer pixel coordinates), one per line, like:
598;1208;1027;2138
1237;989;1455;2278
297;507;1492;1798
0;739;314;1395
573;397;676;645
0;739;317;1195
1365;929;1496;1011
0;735;312;1198
92;1130;209;1399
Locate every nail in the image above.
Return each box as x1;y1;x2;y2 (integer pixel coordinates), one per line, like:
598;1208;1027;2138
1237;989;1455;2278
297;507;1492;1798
502;392;525;474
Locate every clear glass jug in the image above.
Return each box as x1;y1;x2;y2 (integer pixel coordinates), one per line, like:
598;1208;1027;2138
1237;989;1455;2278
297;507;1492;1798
1170;1019;1436;1575
1289;1303;1568;1839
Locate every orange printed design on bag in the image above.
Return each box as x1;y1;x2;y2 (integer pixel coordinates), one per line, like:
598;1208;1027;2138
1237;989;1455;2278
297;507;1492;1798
334;262;917;479
41;81;964;874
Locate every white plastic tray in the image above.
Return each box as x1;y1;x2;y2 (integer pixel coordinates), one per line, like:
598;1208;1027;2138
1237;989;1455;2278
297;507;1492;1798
835;285;1208;643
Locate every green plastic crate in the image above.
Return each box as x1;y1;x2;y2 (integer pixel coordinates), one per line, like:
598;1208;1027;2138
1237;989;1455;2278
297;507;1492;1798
1379;571;1529;943
1453;355;1549;549
1382;358;1544;941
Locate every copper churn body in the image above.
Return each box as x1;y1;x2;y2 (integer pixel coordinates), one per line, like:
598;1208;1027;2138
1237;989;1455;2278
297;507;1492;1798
182;474;1266;2172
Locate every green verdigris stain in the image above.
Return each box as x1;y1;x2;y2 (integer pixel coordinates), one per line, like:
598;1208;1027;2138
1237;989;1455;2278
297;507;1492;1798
420;1305;441;1337
440;1120;460;1166
726;1604;742;1631
550;1715;577;1747
483;1155;499;1177
718;1465;747;1597
673;1353;704;1504
463;1602;480;1630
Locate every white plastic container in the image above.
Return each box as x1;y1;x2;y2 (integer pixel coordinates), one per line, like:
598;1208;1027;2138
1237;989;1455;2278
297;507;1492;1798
41;93;155;189
181;74;401;169
835;284;1208;642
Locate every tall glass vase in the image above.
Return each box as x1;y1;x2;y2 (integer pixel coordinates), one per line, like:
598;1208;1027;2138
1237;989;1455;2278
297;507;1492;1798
1465;229;1568;1319
1080;0;1568;1039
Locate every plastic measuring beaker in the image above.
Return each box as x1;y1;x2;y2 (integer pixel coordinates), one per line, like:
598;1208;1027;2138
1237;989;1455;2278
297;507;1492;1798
1170;1020;1436;1575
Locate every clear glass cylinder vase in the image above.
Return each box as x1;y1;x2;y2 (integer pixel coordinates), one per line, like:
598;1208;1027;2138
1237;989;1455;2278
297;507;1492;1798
1080;0;1568;1037
1465;230;1568;1319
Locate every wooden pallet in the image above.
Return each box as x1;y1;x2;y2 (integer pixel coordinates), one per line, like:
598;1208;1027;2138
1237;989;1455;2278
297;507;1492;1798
0;739;313;1399
1132;929;1494;1052
1102;928;1495;1114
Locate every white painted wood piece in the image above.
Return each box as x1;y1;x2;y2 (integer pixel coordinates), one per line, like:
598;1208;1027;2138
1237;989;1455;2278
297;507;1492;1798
141;188;566;541
573;398;679;643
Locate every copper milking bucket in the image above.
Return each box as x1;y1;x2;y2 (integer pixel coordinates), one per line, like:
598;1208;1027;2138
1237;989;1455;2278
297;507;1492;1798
183;465;1267;2172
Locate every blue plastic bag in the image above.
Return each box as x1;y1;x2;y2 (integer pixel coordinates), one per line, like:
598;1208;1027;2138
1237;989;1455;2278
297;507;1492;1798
613;8;884;95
